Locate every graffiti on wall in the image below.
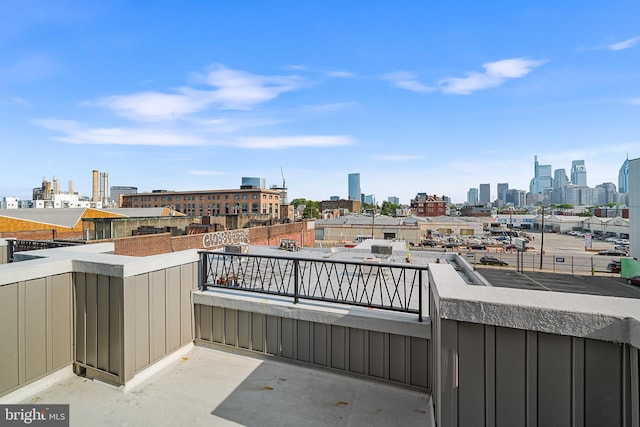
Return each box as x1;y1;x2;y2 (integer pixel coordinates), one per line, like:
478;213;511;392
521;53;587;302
202;230;249;249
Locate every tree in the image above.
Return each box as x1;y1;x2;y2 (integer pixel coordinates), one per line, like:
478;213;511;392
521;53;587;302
291;198;320;219
380;200;400;216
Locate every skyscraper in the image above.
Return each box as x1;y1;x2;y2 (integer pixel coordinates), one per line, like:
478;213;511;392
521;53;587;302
571;160;587;186
348;173;361;201
552;169;569;204
479;184;490;204
467;188;478;204
619;156;629;193
497;183;508;202
529;155;553;194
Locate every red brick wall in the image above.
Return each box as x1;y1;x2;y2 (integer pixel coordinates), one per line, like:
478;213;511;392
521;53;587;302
113;233;172;256
111;221;315;256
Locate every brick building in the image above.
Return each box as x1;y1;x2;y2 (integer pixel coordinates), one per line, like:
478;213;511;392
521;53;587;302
319;199;361;215
121;188;281;219
410;194;447;217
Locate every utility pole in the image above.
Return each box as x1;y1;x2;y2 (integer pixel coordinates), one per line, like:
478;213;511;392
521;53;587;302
540;206;545;270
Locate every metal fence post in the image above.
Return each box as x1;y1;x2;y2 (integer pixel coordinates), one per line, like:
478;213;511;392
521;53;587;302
418;271;423;323
294;259;299;304
200;252;207;291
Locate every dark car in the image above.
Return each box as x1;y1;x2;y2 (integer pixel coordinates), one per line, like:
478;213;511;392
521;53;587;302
607;260;621;273
479;256;508;266
469;244;487;250
423;240;437;247
598;249;628;256
628;276;640;286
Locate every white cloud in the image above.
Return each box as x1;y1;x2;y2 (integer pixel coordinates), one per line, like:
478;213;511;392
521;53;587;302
11;96;30;106
609;36;640;51
374;154;423;161
439;58;546;95
325;70;354;78
89;64;305;122
305;102;359;112
34;119;205;146
236;135;354;149
630;98;640;105
382;71;435;93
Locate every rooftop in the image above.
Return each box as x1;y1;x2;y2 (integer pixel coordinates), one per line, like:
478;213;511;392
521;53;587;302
6;345;432;427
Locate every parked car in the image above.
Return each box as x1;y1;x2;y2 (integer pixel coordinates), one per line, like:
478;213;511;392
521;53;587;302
469;244;487;250
598;249;628;256
479;256;508;266
607;260;621;273
627;276;640;286
423;240;437;247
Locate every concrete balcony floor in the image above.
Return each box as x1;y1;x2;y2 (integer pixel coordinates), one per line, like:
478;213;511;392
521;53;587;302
11;345;432;427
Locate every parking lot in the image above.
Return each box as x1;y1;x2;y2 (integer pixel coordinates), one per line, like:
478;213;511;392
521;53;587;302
422;230;631;276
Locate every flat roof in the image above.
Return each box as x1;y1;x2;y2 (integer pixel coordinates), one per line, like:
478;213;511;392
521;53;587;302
476;268;640;299
6;345;432;426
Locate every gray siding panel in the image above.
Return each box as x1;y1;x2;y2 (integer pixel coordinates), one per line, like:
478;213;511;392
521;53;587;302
150;271;166;363
109;278;122;376
251;313;264;352
133;274;150;371
389;334;406;383
212;306;223;343
266;315;279;356
585;339;622;426
369;331;385;379
85;274;98;368
166;267;181;352
75;274;86;364
457;322;485;426
349;328;365;374
297;320;310;363
410;337;429;388
51;274;72;370
224;309;237;347
331;326;346;370
0;283;19;393
238;310;250;349
313;323;327;366
25;278;47;382
97;275;110;372
537;333;571;427
281;318;294;359
495;327;526;427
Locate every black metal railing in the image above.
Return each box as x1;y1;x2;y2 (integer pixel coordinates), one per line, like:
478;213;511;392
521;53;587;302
7;239;82;262
199;251;427;321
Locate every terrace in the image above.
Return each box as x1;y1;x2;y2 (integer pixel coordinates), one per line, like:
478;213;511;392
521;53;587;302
0;237;638;426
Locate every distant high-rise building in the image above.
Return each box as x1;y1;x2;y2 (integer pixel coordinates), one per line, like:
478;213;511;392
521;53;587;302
497;183;508;202
348;173;360;201
504;189;527;207
467;188;479;204
364;194;375;205
529;155;553;194
595;182;618;205
110;186;138;207
619;156;629;193
551;169;569;204
329;195;340;201
479;184;490;204
241;177;266;189
571;160;587;187
387;196;400;205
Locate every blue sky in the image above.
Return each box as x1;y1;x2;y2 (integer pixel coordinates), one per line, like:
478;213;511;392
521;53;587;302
1;1;639;204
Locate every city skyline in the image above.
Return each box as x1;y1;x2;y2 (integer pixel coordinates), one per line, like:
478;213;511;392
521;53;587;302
1;2;639;204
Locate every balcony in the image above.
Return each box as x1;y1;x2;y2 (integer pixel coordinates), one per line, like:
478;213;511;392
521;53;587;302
0;238;638;426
